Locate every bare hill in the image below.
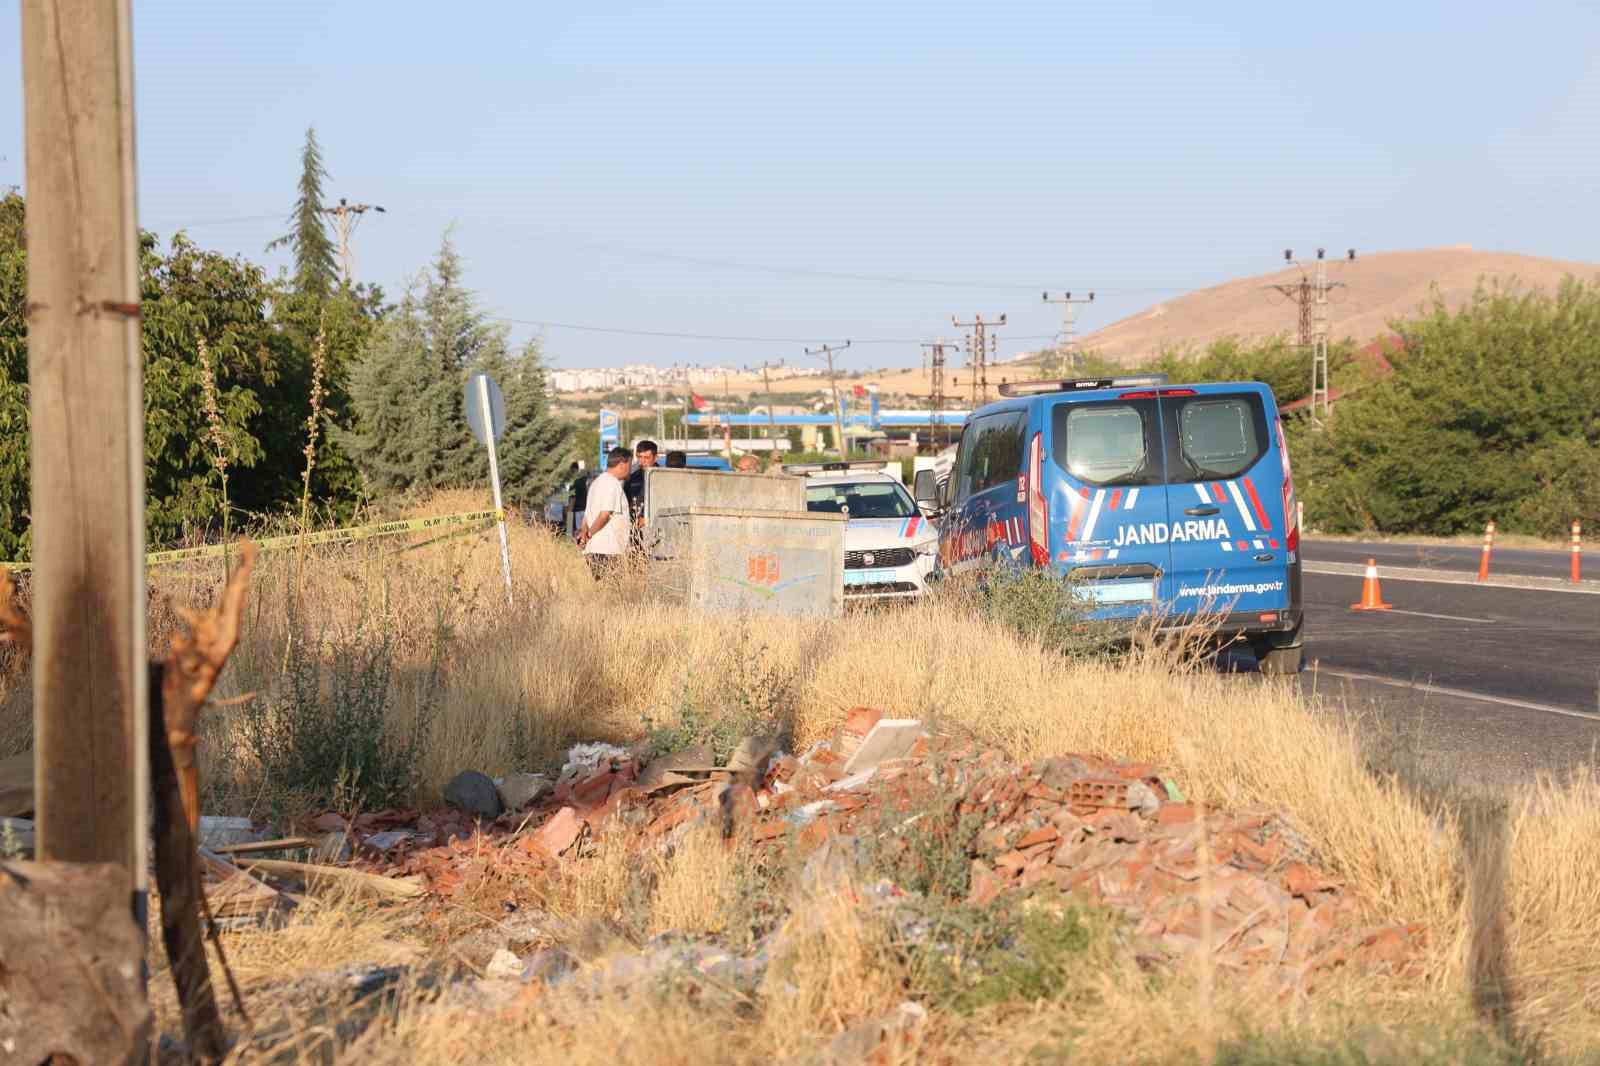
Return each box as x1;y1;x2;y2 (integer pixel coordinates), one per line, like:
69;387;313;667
1074;247;1600;364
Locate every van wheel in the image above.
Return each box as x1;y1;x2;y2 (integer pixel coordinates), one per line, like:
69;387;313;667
1252;641;1303;676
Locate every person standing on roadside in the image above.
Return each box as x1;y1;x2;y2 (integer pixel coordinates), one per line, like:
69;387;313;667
624;439;659;532
576;447;632;579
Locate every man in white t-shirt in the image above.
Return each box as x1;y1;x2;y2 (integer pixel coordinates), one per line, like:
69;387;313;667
576;447;632;579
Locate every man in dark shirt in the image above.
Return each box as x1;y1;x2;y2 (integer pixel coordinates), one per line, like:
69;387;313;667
623;439;659;550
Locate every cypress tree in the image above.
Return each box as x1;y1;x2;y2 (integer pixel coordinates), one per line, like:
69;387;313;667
267;127;338;299
340;233;574;504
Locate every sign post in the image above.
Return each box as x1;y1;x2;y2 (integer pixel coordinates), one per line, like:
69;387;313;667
598;408;621;468
466;372;514;606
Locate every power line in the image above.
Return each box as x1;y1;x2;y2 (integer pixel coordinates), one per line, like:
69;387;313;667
518;230;1198;293
495;314;1054;346
147;212;285;230
1267;247;1355;423
137;206;1203;295
953;313;1007;406
1041;290;1094;374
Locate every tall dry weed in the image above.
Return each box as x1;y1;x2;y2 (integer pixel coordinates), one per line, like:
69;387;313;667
4;488;1588;1055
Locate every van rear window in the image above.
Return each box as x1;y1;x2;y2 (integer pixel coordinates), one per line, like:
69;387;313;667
1050;400;1162;486
1166;394;1268;481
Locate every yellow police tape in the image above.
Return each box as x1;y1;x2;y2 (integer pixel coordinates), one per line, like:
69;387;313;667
1;509;504;574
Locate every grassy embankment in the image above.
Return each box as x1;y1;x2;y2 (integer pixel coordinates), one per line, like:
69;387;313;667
2;488;1598;1063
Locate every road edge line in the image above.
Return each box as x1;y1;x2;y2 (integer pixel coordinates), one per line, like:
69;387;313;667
1303;561;1600;596
1314;667;1600;722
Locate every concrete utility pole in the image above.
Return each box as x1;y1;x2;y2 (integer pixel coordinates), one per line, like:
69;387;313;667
1269;248;1354;422
22;0;149;902
321;197;385;287
919;339;957;446
952;313;1006;406
1041;291;1094;375
759;360;779;440
805;341;852;457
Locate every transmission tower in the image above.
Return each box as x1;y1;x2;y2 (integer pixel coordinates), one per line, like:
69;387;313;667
321;197;386;286
952;313;1007;406
1266;248;1354;422
920;339;958;446
1041;290;1094;374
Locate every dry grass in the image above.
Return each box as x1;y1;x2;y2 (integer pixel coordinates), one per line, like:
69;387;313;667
6;488;1600;1060
648;822;742;936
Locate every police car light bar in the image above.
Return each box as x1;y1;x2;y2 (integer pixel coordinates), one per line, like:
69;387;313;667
997;375;1169;397
780;460;894;476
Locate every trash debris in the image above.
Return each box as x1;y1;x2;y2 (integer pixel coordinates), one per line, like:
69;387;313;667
827;1001;927;1065
363;830;416;854
635;744;716;794
0;816;34;857
525;806;583;858
495;772;552;812
325;708;1421;993
240;858;425;901
443;770;504;820
314;829;354;865
842;718;926;775
483;948;526;981
559;742;629;782
197;815;262;850
212;835;313;857
198;847;281;919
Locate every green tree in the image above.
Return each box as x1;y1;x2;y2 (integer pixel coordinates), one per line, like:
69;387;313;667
267;279;387;521
266;127;338;299
1294;279;1600;536
0;192;29;559
478;343;576;501
340;234;574;503
141;233;287;542
1147;334;1357;408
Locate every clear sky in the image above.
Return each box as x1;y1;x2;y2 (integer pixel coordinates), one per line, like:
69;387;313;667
4;1;1598;370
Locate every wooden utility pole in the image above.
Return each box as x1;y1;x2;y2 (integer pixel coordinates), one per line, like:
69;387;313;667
320;197;384;287
805;341;851;457
22;0;149;902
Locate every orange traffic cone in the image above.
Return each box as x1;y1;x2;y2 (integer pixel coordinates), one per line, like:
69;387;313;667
1350;558;1392;611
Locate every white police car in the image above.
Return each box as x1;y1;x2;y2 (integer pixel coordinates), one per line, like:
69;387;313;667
785;461;939;602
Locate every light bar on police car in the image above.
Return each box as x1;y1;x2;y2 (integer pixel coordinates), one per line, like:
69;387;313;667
998;375;1169;397
780;460;895;476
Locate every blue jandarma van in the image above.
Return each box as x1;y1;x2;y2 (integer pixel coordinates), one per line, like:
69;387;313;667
913;375;1303;673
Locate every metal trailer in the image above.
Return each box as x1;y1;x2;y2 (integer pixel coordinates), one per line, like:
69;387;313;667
651;506;846;617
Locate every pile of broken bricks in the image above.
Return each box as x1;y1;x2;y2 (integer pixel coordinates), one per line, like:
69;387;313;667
332;708;1422;991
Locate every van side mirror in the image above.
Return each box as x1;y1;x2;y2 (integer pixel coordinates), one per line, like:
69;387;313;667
913;469;939;512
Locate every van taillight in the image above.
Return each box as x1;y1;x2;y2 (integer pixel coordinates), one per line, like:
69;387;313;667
1276;417;1298;553
1028;432;1049;566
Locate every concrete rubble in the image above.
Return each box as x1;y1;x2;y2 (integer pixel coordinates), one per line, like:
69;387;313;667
321;705;1422;995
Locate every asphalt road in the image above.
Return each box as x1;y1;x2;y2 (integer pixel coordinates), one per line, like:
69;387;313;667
1303;537;1578;582
1279;566;1600;793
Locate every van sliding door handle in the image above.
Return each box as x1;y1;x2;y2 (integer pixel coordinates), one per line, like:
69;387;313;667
1184;505;1220;516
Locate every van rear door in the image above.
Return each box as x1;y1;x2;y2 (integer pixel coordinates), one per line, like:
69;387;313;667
1159;385;1292;620
1043;393;1169;618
